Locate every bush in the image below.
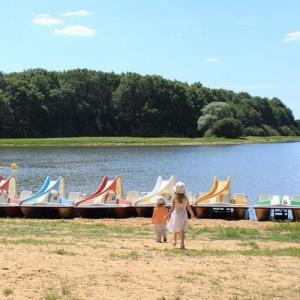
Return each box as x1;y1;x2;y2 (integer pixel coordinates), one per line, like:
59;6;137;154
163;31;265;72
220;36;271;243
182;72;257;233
243;127;266;136
211;118;243;138
278;126;296;136
261;124;279;136
203;128;214;137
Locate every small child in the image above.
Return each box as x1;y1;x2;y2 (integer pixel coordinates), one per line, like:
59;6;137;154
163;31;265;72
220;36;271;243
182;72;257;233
152;197;169;243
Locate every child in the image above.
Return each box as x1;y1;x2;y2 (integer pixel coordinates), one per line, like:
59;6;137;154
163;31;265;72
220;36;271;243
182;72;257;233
167;182;195;249
152;196;169;243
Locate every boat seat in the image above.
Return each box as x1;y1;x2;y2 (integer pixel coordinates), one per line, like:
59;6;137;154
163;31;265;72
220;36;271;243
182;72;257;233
272;195;281;205
126;191;139;204
233;193;248;205
49;195;59;204
68;192;82;203
282;195;291;205
209;197;218;204
222;194;232;203
234;193;246;199
259;194;272;201
94;195;105;205
106;195;117;204
0;190;8;203
19;191;33;201
37;194;48;203
291;195;300;206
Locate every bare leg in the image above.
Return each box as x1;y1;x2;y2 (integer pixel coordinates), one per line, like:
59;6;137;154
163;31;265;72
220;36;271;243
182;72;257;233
180;231;185;249
162;226;167;242
172;233;177;246
155;225;161;242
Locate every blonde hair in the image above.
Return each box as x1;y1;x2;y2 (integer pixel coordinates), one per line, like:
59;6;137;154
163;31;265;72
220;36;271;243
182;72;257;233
174;193;187;204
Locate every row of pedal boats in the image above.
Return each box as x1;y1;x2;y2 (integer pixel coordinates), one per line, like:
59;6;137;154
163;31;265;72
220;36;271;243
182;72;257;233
0;175;300;220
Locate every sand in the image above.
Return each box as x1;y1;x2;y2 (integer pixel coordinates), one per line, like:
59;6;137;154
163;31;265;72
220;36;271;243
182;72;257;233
0;219;299;300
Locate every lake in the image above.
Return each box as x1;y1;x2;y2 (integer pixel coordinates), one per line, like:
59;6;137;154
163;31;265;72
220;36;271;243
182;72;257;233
1;142;300;219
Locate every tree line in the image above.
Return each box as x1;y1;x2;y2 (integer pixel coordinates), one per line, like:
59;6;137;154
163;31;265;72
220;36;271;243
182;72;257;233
0;69;299;138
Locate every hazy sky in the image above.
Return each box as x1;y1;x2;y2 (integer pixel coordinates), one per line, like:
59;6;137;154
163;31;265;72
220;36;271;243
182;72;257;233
1;0;299;118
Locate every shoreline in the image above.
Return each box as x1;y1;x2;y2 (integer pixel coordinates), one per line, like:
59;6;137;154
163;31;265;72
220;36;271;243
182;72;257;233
0;136;300;147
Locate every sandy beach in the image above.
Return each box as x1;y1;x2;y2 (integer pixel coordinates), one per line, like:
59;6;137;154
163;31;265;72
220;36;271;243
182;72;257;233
0;218;299;300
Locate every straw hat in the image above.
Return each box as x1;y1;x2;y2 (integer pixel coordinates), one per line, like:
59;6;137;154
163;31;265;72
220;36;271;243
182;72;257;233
173;182;186;194
156;196;165;205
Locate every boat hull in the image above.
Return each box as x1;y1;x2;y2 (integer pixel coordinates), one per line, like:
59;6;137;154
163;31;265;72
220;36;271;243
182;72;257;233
58;206;75;219
0;205;23;218
255;207;271;221
233;207;248;220
76;206;117;218
193;205;248;219
193;206;210;218
114;206;135;218
135;206;154;217
292;208;300;221
20;205;60;218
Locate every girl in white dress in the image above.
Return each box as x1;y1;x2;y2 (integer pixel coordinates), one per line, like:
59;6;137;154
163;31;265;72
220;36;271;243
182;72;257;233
167;182;195;249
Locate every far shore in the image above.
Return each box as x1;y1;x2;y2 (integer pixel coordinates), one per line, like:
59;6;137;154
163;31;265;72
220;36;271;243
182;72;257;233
0;136;300;147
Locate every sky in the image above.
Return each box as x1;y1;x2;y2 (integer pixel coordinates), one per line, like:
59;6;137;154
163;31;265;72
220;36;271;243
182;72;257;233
0;0;299;118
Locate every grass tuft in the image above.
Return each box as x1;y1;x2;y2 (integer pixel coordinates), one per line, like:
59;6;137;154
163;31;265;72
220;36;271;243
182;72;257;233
164;248;231;257
3;288;13;297
240;247;300;257
110;250;139;260
43;288;58;300
59;275;71;296
51;248;75;256
265;223;300;243
212;227;259;240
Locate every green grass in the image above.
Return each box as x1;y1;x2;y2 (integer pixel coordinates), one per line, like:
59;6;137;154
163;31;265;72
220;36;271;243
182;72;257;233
164;248;232;257
189;226;260;240
163;247;300;257
0;219;299;259
189;224;300;243
51;248;75;256
0;219;151;244
110;250;139;260
265;223;300;243
43;289;58;300
241;247;300;257
3;288;13;297
0;136;299;147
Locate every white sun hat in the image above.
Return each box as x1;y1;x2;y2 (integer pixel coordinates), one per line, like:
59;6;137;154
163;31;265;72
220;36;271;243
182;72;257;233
156;196;166;205
173;182;186;194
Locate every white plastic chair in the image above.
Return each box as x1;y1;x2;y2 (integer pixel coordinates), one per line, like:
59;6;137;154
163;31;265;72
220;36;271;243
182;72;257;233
234;193;247;200
19;191;33;201
223;193;232;203
68;192;82;203
291;195;300;201
209;197;217;204
126;191;139;205
259;194;272;201
272;195;280;205
105;194;117;204
282;195;291;205
0;190;8;203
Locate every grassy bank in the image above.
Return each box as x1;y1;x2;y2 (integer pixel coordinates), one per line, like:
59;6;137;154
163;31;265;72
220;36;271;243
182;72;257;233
0;219;299;299
0;136;300;147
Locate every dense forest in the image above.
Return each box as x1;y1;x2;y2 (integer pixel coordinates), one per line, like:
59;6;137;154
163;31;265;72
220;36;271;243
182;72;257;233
0;69;299;138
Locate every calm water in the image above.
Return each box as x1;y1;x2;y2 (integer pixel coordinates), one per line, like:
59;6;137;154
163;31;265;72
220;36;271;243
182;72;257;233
1;143;300;219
